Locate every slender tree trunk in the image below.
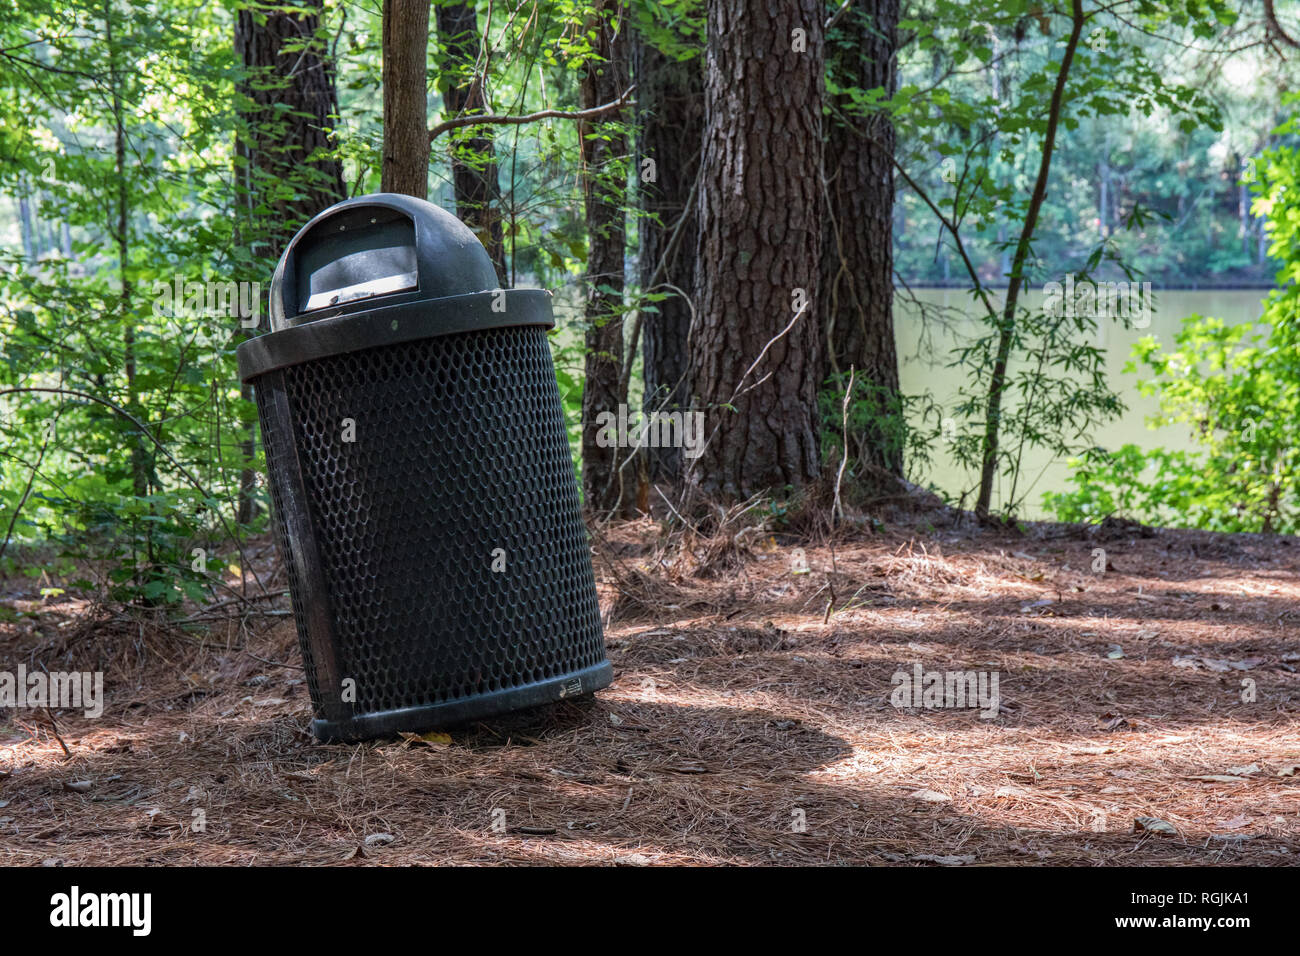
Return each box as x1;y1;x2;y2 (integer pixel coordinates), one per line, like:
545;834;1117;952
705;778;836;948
235;0;347;525
974;0;1085;519
1239;173;1251;254
1098;133;1111;239
435;1;507;284
688;0;824;499
104;0;152;580
104;3;146;504
17;193;34;263
821;0;901;479
382;0;430;198
1102;158;1112;238
579;0;630;515
634;28;703;484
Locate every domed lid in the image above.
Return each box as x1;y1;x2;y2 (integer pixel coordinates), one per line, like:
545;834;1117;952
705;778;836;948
267;193;500;331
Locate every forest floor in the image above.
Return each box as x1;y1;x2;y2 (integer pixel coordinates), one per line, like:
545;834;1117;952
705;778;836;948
2;512;1299;866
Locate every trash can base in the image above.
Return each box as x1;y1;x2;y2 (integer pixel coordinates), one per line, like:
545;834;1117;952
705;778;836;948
311;660;613;743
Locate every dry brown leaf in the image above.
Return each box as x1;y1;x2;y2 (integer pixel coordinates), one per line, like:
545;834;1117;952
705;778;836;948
399;730;452;747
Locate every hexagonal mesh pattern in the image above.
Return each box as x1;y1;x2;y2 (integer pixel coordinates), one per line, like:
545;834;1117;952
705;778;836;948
261;324;604;719
256;389;325;709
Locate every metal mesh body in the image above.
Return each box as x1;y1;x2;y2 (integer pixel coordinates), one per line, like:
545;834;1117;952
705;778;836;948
254;324;606;739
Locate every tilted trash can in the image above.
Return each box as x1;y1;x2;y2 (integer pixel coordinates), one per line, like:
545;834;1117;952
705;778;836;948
237;193;611;742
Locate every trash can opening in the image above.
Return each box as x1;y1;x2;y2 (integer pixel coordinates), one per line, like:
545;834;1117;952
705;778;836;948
269;193;502;331
297;209;417;313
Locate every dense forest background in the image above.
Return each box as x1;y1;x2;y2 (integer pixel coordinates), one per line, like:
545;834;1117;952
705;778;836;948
1;0;1299;608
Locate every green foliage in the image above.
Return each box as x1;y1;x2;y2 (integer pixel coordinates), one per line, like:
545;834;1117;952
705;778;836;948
630;0;704;61
1047;109;1300;533
1045;312;1300;533
0;0;280;604
819;373;937;488
886;0;1245;516
942;240;1139;516
892;0;1262;286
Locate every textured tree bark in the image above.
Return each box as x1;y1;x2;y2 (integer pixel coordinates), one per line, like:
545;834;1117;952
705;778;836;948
382;0;430;198
435;1;507;284
235;0;346;252
579;1;630;516
688;0;824;499
821;0;902;478
234;0;346;525
633;29;703;484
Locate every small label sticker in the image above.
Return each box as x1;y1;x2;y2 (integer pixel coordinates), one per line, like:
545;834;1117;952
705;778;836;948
558;678;583;699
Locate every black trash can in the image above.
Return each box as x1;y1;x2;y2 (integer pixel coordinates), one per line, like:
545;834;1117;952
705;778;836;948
237;193;611;742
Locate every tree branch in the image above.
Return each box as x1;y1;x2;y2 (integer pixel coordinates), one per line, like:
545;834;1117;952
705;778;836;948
853;119;1000;325
429;85;636;143
1264;0;1300;50
826;0;854;32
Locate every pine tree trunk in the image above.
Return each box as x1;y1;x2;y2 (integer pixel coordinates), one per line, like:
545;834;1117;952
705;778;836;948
435;1;507;284
821;0;901;479
634;30;703;484
382;0;430;198
235;0;346;254
688;0;824;499
579;1;629;515
234;0;346;525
